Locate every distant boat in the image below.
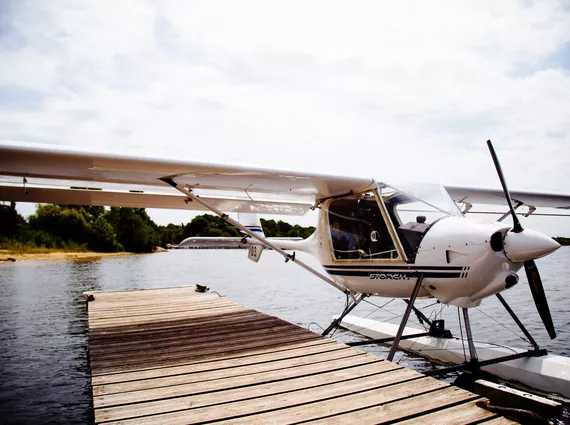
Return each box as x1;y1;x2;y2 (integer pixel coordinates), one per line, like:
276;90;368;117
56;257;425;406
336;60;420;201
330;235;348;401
177;236;302;249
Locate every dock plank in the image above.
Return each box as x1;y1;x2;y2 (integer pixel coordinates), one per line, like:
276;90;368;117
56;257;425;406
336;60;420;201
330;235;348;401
480;418;521;424
88;300;240;319
88;316;287;353
95;362;405;423
94;354;380;408
88;310;267;337
298;386;479;424
90;323;307;359
92;339;339;385
93;346;366;396
123;377;446;425
91;331;324;375
88;305;250;328
394;399;499;424
86;286;519;424
90;327;320;372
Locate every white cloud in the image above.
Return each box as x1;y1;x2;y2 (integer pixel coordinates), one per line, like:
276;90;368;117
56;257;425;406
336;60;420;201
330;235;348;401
1;0;569;234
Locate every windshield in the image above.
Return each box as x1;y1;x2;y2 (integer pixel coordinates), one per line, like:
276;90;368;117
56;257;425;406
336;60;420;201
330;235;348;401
378;183;462;260
381;182;462;221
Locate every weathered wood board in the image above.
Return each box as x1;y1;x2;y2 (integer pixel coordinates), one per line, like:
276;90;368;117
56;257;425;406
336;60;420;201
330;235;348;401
85;286;519;424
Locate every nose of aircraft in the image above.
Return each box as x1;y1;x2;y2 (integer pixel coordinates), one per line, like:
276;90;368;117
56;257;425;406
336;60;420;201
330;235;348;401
503;228;561;263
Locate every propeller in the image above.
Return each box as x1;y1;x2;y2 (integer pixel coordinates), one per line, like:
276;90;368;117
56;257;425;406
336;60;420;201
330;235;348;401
525;260;556;339
486;140;523;233
486;140;556;339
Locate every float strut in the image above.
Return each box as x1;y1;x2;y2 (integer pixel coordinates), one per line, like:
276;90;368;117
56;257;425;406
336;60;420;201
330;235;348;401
404;299;433;327
387;274;424;362
322;293;366;337
496;293;540;351
462;307;479;370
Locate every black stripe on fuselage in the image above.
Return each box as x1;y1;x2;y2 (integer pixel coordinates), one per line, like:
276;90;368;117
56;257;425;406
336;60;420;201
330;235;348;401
323;264;464;270
324;269;463;278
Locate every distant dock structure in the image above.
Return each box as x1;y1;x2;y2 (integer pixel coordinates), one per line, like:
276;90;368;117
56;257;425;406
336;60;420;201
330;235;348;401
84;286;519;424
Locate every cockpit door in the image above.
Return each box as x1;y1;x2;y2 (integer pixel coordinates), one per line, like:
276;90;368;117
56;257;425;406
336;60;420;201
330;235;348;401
326;190;408;262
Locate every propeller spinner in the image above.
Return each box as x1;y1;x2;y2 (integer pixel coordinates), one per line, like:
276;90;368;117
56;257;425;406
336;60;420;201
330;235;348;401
487;140;559;339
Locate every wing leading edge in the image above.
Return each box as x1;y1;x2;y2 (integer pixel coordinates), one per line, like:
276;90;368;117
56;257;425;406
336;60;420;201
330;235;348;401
0;141;375;215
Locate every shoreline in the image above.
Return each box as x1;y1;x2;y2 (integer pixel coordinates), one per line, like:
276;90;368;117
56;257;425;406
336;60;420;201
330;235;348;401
0;250;140;262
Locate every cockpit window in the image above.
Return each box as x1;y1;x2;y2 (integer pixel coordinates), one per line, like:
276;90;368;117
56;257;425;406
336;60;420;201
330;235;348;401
380;183;461;260
328;193;399;260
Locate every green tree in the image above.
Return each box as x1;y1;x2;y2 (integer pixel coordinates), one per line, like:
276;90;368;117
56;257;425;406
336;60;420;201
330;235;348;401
89;216;123;252
277;220;293;236
260;218;314;238
183;215;209;238
157;223;185;247
28;204;92;245
182;214;240;238
2;203;317;252
83;206;106;220
0;202;27;239
260;218;278;237
105;207;160;252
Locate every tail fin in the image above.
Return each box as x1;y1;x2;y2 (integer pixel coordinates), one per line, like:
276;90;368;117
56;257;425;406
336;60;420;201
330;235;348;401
238;213;265;237
238;213;265;262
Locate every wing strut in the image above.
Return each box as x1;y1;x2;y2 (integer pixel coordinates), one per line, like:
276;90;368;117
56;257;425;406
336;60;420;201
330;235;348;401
161;178;350;295
387;274;424;362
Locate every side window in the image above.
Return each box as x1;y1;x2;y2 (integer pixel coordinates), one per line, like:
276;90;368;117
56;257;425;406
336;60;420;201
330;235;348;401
328;194;398;260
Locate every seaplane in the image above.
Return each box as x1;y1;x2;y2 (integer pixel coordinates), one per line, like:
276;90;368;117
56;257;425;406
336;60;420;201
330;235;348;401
1;140;569;395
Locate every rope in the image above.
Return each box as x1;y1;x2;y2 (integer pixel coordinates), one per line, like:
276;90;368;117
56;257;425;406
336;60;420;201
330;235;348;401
326;292;351;338
471;339;519;354
345;298;395;335
307;322;325;332
363;298;395;310
475;306;530;345
402;303;441;355
348;299;441;337
477;400;553;424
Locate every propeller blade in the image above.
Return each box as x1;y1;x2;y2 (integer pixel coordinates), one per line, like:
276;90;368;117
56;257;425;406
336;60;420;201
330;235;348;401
524;260;556;339
486;140;524;233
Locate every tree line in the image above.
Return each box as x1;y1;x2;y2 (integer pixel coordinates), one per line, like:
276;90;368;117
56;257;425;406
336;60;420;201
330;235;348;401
0;203;315;253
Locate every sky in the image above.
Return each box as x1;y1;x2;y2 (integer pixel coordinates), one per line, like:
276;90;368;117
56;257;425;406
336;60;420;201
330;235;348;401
1;0;569;235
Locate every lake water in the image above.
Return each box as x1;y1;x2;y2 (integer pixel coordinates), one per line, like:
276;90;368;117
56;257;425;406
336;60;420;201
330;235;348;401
1;247;569;424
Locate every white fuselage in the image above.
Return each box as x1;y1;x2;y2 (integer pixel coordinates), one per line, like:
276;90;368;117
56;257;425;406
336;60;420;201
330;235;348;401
276;200;557;308
314;215;518;308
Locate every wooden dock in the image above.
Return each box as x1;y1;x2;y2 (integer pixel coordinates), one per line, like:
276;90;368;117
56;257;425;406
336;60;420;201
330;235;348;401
85;286;518;424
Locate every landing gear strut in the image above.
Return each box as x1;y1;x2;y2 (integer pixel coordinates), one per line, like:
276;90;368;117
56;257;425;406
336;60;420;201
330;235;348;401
425;294;547;376
387;274;424;361
462;307;479;369
322;293;367;336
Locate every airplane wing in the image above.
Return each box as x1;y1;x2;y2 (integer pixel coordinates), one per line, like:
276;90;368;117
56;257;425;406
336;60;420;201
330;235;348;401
2;141;569;215
0;141;375;215
445;186;570;211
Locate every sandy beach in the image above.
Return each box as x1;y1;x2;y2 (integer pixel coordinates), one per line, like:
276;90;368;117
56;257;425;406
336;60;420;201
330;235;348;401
0;250;139;262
